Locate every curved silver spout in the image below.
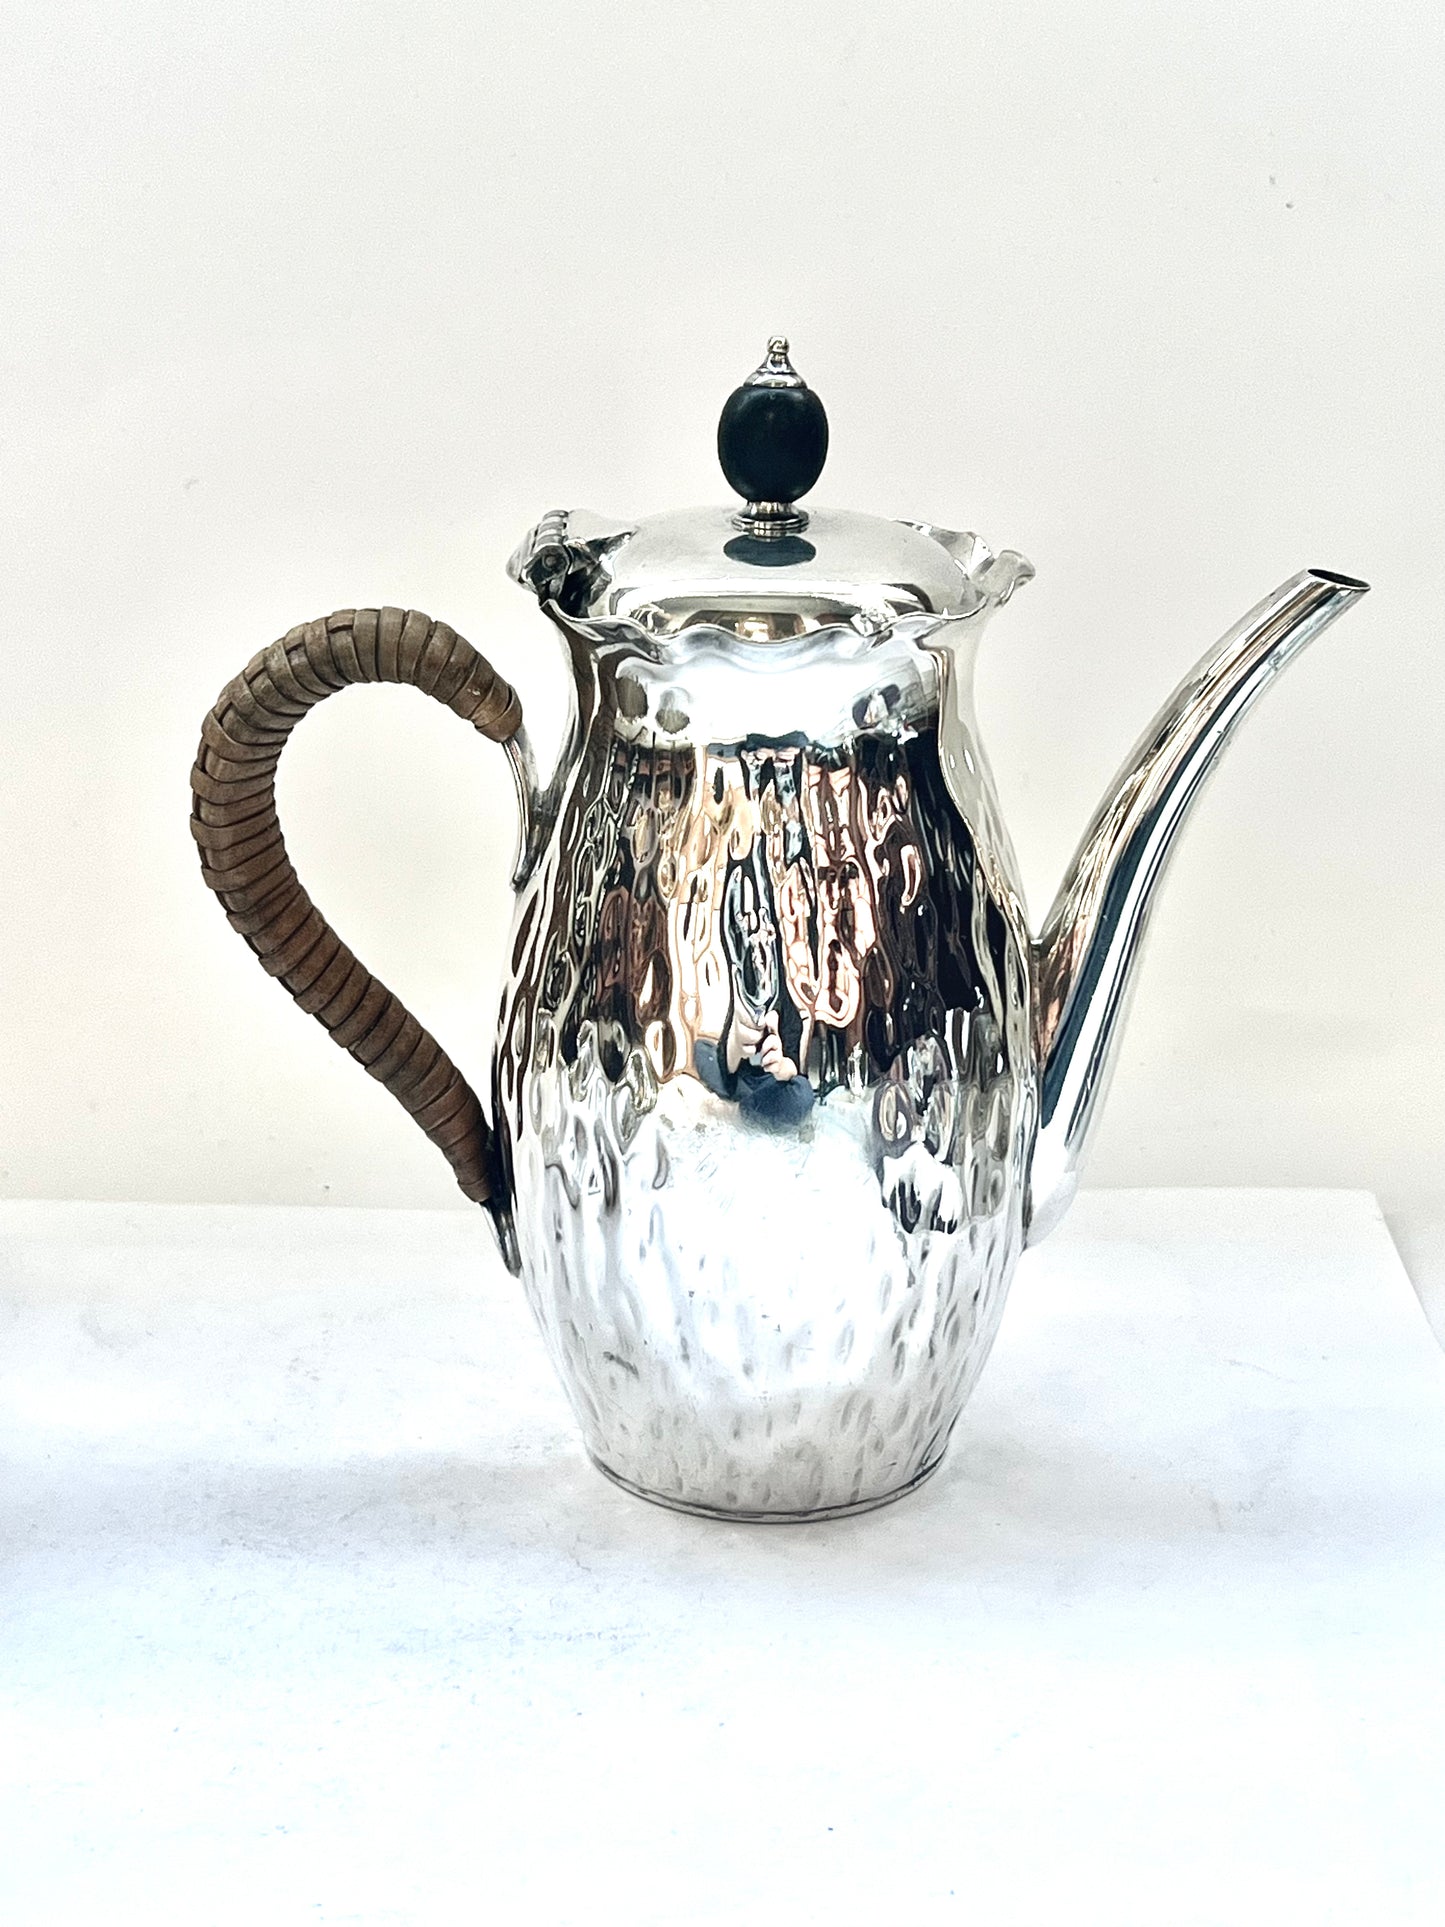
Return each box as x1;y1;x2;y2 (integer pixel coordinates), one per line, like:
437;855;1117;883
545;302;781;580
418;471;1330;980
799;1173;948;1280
1027;568;1369;1243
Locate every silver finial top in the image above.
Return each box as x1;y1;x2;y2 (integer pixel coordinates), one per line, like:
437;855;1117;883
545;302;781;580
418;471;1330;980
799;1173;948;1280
747;337;804;389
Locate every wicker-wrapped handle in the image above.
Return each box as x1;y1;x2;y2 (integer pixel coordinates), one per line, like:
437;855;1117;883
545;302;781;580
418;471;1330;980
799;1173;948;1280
191;606;522;1207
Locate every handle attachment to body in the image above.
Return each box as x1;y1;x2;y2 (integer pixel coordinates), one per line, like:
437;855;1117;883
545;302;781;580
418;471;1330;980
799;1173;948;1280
191;607;521;1208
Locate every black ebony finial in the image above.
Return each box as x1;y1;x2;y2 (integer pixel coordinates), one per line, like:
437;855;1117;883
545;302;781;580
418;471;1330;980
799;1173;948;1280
718;338;829;536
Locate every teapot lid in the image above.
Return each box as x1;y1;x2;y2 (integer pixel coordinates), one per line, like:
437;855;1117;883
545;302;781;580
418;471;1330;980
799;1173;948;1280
509;340;1033;640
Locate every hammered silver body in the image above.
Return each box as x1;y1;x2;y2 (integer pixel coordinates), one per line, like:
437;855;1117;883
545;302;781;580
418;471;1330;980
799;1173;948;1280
488;500;1367;1521
492;533;1036;1519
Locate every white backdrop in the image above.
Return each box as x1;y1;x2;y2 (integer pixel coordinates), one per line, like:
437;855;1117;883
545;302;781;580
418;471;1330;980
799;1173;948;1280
4;4;1442;1306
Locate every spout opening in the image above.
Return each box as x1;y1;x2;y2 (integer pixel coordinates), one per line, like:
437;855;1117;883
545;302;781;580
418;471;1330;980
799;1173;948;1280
1309;568;1370;592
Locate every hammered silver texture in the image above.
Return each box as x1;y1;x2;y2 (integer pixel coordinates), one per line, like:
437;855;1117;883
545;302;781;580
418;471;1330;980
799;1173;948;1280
493;607;1036;1519
490;505;1367;1522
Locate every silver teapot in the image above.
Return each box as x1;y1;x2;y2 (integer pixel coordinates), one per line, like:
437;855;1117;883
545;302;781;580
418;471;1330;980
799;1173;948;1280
192;340;1367;1520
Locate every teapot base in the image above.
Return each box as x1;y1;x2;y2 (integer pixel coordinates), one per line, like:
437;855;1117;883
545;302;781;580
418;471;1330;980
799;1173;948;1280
587;1447;947;1524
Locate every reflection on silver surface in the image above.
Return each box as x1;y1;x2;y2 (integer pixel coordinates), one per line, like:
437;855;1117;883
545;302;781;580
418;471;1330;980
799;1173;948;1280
492;504;1367;1520
508;504;1033;641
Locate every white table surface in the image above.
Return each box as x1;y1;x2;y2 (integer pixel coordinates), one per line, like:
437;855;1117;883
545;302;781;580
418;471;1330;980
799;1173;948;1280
3;1190;1444;1926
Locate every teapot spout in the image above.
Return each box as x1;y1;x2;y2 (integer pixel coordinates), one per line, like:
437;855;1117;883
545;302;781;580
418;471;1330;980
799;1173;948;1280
1026;568;1369;1243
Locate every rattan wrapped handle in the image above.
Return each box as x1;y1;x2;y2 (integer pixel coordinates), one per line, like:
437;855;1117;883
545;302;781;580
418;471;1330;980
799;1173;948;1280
191;607;522;1206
